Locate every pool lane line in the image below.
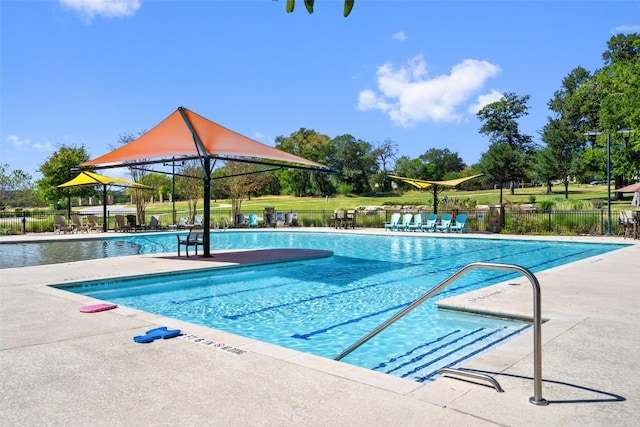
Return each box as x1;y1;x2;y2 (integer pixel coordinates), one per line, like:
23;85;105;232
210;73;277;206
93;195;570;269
414;324;531;383
169;257;396;305
398;327;504;378
290;302;410;340
141;245;593;339
222;279;404;320
385;327;487;376
370;330;461;371
220;246;591;323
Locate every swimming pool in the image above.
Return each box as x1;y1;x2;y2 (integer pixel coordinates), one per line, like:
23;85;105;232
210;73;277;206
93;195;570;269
55;232;626;382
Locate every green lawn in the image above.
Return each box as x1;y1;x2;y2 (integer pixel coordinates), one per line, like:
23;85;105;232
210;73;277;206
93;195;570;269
142;183;635;213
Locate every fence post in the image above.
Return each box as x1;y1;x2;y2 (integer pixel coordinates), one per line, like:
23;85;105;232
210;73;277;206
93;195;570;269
22;211;27;234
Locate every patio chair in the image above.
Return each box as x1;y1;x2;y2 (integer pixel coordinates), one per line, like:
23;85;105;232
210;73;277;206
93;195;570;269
618;211;635;239
435;213;453;232
384;213;401;231
176;227;204;257
71;214;88;233
398;213;413;231
87;215;102;232
420;213;438;232
343;210;356;229
264;213;277;228
235;213;247;228
126;214;144;232
214;218;229;230
248;213;259;227
177;216;189;229
331;210;346;229
114;214;131;232
148;215;162;231
193;215;203;226
54;215;73;234
449;213;468;233
407;213;424;231
284;212;294;227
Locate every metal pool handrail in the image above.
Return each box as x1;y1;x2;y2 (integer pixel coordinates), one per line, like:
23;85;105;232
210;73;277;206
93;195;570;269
334;262;548;406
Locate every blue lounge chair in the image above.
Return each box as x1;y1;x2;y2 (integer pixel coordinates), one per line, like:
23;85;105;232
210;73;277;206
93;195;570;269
435;213;453;232
248;213;259;227
407;213;424;231
420;213;438;232
384;213;401;231
450;213;467;233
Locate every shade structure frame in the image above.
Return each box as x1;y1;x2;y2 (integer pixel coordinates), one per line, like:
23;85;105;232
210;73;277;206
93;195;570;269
80;107;334;256
388;174;483;214
57;171;152;232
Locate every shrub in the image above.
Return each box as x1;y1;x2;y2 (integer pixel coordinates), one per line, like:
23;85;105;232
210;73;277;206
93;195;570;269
538;200;556;210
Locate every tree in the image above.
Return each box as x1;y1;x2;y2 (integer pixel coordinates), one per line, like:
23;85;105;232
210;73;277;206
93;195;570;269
328;134;378;195
37;145;91;210
538;118;583;197
477;92;534;195
0;164;39;208
596;33;640;189
370;139;398;192
478;143;524;224
141;173;172;203
175;160;203;223
284;0;354;17
216;161;271;225
393;156;426;190
275;129;334;197
113;133;152;224
418;148;465;181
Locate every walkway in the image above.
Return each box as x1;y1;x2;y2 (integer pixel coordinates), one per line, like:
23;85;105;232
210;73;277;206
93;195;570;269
1;231;638;426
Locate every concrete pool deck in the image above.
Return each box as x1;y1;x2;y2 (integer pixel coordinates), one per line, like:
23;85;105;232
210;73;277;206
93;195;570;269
1;229;639;426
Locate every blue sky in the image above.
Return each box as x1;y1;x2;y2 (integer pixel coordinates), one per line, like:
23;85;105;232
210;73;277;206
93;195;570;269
1;0;639;179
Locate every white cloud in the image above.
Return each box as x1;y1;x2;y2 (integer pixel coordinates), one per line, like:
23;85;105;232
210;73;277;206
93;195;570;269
358;55;501;126
33;141;56;153
468;90;504;115
59;0;141;22
613;25;640;34
6;135;54;153
392;31;407;42
253;131;274;145
7;135;30;150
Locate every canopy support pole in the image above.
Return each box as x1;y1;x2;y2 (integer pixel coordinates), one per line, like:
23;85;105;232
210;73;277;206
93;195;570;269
203;156;212;257
179;106;213;257
433;186;438;214
103;184;108;232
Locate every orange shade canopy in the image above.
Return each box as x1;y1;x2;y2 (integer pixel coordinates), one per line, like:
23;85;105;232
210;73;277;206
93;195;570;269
82;107;330;171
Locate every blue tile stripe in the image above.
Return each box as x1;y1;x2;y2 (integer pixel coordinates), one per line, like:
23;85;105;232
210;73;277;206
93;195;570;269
415;324;532;382
398;327;503;378
385;328;486;375
370;329;461;371
291;302;410;340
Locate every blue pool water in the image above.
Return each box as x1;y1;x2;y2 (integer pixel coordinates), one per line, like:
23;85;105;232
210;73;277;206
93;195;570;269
55;232;626;382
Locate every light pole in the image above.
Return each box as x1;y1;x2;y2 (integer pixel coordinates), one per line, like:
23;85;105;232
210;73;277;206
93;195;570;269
584;131;612;236
584;130;633;236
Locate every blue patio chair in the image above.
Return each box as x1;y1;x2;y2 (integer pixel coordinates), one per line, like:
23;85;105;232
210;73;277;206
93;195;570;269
450;213;467;233
420;213;438;232
248;213;259;227
384;213;401;231
407;213;424;231
398;213;413;231
435;213;453;232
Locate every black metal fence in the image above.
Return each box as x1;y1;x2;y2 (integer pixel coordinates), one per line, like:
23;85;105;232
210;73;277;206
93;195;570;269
0;207;628;236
